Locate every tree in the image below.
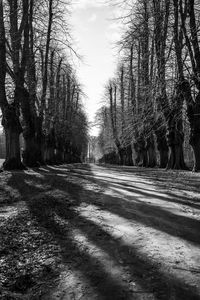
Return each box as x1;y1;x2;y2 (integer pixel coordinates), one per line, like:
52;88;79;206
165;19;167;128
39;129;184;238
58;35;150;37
0;0;89;170
177;0;200;171
0;0;23;170
98;0;191;170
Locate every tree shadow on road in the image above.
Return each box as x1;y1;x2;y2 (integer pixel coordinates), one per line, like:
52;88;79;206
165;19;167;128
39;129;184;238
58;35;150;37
98;164;200;192
68;169;200;211
4;164;200;299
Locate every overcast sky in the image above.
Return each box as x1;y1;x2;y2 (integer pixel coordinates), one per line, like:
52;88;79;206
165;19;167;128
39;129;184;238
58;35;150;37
71;0;121;135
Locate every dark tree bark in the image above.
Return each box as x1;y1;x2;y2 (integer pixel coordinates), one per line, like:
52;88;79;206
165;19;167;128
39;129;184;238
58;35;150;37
22;0;42;167
40;0;53;119
177;0;200;171
6;0;41;167
0;0;23;170
153;0;187;170
134;132;148;167
120;65;125;134
146;133;157;168
187;94;200;172
138;0;156;168
34;0;54;164
2;105;24;170
109;82;123;163
154;118;169;168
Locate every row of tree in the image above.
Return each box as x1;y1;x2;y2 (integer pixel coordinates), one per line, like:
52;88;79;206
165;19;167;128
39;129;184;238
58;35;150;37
97;0;200;171
0;0;88;170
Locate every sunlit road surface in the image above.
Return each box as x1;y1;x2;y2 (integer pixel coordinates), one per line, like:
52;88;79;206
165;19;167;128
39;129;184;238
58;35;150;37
38;163;200;300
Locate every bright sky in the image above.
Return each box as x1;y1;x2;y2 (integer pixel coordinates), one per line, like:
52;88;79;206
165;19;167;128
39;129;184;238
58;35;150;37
71;0;121;136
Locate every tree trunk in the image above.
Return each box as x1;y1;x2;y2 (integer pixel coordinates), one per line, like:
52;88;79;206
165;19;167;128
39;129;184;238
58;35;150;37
166;119;188;170
0;2;23;170
55;148;64;164
14;86;40;168
49;147;56;164
154;120;169;168
2;106;24;170
146;134;157;167
188;102;200;172
176;1;200;171
3;128;23;170
147;147;156;167
117;147;123;165
43;129;56;165
131;142;137;166
159;148;169;168
125;145;133;166
136;135;148;167
23;122;44;167
22;135;40;167
156;138;168;168
191;137;200;172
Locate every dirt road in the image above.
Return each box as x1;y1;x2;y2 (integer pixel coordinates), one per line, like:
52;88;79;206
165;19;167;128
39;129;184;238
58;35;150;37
0;164;200;299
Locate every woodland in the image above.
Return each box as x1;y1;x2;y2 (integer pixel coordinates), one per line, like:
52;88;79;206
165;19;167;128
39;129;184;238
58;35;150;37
96;0;200;172
0;0;88;171
1;0;200;173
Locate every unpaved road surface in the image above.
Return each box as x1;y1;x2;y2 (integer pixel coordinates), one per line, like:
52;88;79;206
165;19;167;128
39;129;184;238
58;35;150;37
0;164;200;299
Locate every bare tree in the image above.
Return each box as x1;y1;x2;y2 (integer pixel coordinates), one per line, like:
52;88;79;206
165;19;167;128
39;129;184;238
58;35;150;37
0;0;23;170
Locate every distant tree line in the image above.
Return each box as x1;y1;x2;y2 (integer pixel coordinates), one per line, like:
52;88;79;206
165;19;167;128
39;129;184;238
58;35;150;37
0;0;88;170
97;0;200;172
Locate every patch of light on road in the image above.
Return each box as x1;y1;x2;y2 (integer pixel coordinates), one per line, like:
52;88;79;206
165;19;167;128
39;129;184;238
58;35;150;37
78;203;200;292
48;165;70;172
110;185;169;199
49;269;94;300
50;211;150;297
55;173;68;177
38;167;51;173
69;227;145;294
0;206;19;219
24;179;52;191
24;170;45;179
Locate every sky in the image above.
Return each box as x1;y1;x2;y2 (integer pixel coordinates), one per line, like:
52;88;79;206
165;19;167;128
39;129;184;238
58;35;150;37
71;0;122;136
